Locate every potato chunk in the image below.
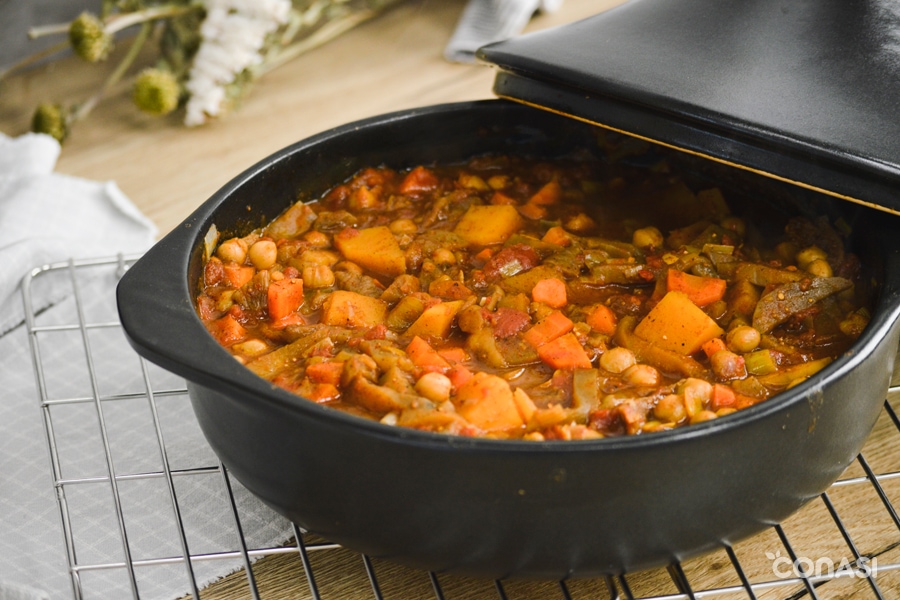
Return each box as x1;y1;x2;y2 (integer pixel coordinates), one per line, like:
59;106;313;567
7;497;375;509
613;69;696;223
321;290;387;328
454;372;524;433
453;205;523;246
634;291;724;355
334;226;406;277
406;300;463;339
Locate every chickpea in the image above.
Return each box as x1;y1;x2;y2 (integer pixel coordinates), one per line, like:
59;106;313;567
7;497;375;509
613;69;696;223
796;245;827;268
216;237;248;264
302;230;331;248
302;265;336;289
710;349;748;381
682;378;712;417
726;325;761;354
389;218;418;235
248;239;277;270
333;261;363;275
599;347;636;373
839;310;870;338
623;364;660;387
432;248;457;266
632;226;664;249
806;258;833;278
654;394;686;424
436;400;456;414
231;338;269;357
690;410;719;425
415;372;452;403
299;249;340;267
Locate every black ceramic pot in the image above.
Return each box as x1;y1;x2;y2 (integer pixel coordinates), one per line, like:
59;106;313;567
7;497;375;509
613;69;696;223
117;100;900;579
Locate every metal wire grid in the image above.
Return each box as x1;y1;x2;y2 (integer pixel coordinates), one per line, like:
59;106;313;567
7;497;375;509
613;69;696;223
21;255;900;600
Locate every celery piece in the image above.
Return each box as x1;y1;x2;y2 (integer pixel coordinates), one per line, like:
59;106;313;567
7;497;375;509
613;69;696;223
744;349;778;376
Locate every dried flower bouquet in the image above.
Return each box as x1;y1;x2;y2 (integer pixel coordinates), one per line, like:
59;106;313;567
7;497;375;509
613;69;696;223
3;0;403;142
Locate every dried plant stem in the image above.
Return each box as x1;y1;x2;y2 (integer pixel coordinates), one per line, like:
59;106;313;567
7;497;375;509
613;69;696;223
71;21;153;123
104;5;201;35
256;9;377;76
0;39;70;81
13;4;201;86
27;23;71;38
28;4;200;39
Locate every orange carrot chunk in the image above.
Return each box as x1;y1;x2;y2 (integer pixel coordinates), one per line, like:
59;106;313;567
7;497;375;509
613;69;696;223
586;304;617;336
532;278;567;309
528;180;562;206
406;336;451;373
209;314;247;346
223;263;255;288
437;347;468;365
305;361;345;386
666;270;727;307
523;311;574;348
710;384;737;410
267;278;305;320
701;337;728;359
447;363;474;391
302;382;341;403
541;225;571;246
536;333;593;370
398;165;439;194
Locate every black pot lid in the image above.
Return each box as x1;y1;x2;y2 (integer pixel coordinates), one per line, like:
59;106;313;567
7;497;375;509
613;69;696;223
478;0;900;216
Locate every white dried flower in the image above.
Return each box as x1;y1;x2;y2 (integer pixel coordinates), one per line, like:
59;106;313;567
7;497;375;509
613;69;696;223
184;0;291;126
18;0;402;142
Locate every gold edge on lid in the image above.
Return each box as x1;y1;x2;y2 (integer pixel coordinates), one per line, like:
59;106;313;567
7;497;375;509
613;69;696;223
499;94;900;218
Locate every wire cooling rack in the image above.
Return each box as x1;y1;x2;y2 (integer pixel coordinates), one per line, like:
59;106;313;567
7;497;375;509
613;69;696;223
21;255;900;600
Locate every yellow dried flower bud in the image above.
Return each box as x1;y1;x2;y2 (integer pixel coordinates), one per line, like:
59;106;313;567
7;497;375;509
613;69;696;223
31;103;68;143
69;12;113;62
134;68;181;116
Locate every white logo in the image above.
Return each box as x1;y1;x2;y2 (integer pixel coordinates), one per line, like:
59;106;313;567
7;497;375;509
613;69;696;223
765;550;876;579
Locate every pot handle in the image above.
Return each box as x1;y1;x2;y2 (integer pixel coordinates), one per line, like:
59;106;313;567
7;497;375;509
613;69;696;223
116;215;239;390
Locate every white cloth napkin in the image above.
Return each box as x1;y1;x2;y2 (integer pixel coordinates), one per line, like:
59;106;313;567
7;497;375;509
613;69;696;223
0;133;157;336
0;133;292;599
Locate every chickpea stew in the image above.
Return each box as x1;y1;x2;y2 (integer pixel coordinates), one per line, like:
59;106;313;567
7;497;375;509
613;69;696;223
197;153;871;440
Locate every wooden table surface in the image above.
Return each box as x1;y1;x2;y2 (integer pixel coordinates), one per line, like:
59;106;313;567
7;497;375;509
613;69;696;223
3;1;900;598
